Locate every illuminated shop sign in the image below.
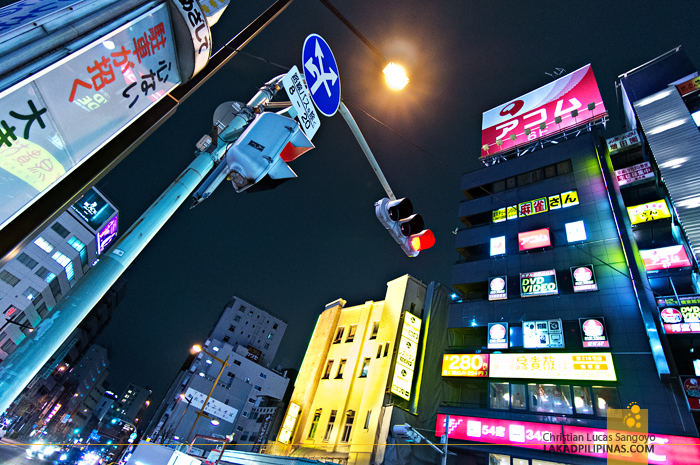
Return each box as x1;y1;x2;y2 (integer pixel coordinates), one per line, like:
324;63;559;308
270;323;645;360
490;236;506;256
606;129;642;155
571;265;597;292
96;214;118;255
70;188;116;232
492;190;578;223
390;312;421;401
441;354;489;377
488;277;507;301
278;402;300;445
481;64;606;156
640;245;691;271
184;387;238;423
523;319;564;349
489;353;616;381
565;220;587;242
683;377;700;411
518;228;551;251
678;75;700;96
435;414;700;465
520;270;558;297
488;322;508;348
657;294;700;334
615;161;654;186
579;317;609;348
627;200;671;224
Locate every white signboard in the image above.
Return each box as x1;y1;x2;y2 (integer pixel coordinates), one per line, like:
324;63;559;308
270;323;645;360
606;129;642;155
282;65;320;139
523;319;564;349
615;161;654;186
184;387;238;423
391;312;422;401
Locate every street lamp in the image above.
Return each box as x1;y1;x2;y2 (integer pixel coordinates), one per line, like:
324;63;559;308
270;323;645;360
383;63;410;90
185;344;230;442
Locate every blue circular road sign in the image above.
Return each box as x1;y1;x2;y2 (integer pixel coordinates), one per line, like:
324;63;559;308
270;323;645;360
302;34;341;117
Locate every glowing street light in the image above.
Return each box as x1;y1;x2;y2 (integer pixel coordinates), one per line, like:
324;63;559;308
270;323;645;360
210;419;220;426
383;62;409;90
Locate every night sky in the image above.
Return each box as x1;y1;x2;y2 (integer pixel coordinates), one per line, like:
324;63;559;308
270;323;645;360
87;0;700;420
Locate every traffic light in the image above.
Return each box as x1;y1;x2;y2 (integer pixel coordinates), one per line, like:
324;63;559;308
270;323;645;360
375;198;435;257
393;424;422;443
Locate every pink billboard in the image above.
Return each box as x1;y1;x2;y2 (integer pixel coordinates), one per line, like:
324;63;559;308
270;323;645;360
481;65;606;156
435;414;559;449
640;245;692;271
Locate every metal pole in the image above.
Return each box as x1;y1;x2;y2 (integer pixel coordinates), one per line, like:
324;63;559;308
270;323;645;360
338;102;396;200
442;414;449;465
186;355;230;442
171;396;192;441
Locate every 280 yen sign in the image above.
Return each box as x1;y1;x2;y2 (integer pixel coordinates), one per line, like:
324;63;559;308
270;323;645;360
441;354;489;377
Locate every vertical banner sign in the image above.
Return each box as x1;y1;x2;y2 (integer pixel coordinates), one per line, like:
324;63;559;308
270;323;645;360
391;312;421;401
278;402;301;444
579;317;609;348
282;65;320;139
488;276;507;301
481;64;606;156
488;322;508;348
523;319;564;348
571;265;597;292
520;270;558;297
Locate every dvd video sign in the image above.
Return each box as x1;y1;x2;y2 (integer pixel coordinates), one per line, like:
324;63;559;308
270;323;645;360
488;276;507;301
488;322;508;349
520;270;558;297
571;265;597;292
523;319;564;349
657;295;700;334
518;228;551;251
579;317;609;348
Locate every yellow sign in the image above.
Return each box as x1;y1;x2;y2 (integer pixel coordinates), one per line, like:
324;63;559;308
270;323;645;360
492;208;506;223
391;312;421;401
507;205;518;220
489;352;616;381
561;190;579;207
278;402;301;444
548;194;562;209
627;200;671;224
493;190;578;223
518;197;548;217
0;138;65;192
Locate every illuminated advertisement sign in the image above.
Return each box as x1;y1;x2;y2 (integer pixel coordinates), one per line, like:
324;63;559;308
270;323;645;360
615;161;654;186
96;214;118;255
492;190;578;223
481;64;606;156
488;277;507;301
435;414;700;465
520;270;558;297
678;75;700;96
441;354;489;377
278;402;300;445
0;4;180;233
70;188;115;232
657;295;700;334
606;129;642;155
565;220;587;242
627;200;672;224
488;322;508;348
571;265;597;292
518;228;551;251
683;377;700;411
523;319;564;349
640;245;692;271
390;312;421;401
579;317;609;348
489;353;616;381
184;387;238;423
490;236;506;256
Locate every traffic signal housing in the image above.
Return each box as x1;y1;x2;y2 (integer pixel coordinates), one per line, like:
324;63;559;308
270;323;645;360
375;197;435;257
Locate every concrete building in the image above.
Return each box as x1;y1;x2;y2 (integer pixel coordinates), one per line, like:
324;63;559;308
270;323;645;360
270;275;452;465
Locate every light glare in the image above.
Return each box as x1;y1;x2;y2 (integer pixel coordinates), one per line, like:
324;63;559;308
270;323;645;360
383;62;409;90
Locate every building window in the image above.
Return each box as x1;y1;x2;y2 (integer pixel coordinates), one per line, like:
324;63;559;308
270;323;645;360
236;426;243;431
370;322;379;340
592;386;621;417
268;332;273;339
68;237;88;267
336;359;346;379
240;432;249;441
242;411;249;417
489;382;510;410
34;237;54;253
51;222;70;238
323;410;337;442
249;309;254;315
364;410;372;430
333;326;345;344
234;315;241;322
511;383;527;410
346;325;357;343
383;343;390;357
573;386;594;415
248;398;255;404
49;277;61;300
52;251;74;281
264;343;269;349
0;270;20;287
359;358;370;378
223;336;230;343
376;344;383;358
238;305;246;313
529;384;573;414
227;372;235;378
322;360;334;379
36;302;48;319
233;360;241;366
22;287;39;300
229;325;236;332
254;385;261;391
308;409;322;439
260;373;267;379
341;410;355;443
35;266;56;283
557;159;573;175
17;252;38;270
273;323;278;330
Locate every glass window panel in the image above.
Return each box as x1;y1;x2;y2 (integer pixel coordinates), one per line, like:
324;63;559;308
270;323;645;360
573;386;594;415
489;382;509;409
489;454;510;465
593;386;621;417
510;384;527;410
528;384;572;414
34;237;54;253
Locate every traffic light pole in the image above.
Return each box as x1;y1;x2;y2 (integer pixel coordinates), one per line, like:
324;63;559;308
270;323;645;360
338;102;396;201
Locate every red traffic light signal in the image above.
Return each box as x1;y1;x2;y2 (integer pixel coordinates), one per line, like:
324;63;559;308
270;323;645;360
375;197;435;257
409;230;435;252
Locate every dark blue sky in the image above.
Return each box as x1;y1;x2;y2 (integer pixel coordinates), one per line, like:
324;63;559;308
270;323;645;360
90;0;700;416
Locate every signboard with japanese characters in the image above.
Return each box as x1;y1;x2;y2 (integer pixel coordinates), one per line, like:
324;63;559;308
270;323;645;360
615;161;654;186
523;319;564;349
579;317;609;348
677;76;700;97
518;197;548;218
488;277;507;301
0;4;180;232
390;311;421;401
282;65;320;139
627;199;672;224
435;414;560;450
683;377;700;410
278;402;300;445
657;294;700;334
184;387;238;423
606;130;642;155
489;353;617;381
640;245;692;271
441;354;489;377
518;228;551;251
488;322;508;348
492;190;578;223
520;270;558;297
571;265;597;292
